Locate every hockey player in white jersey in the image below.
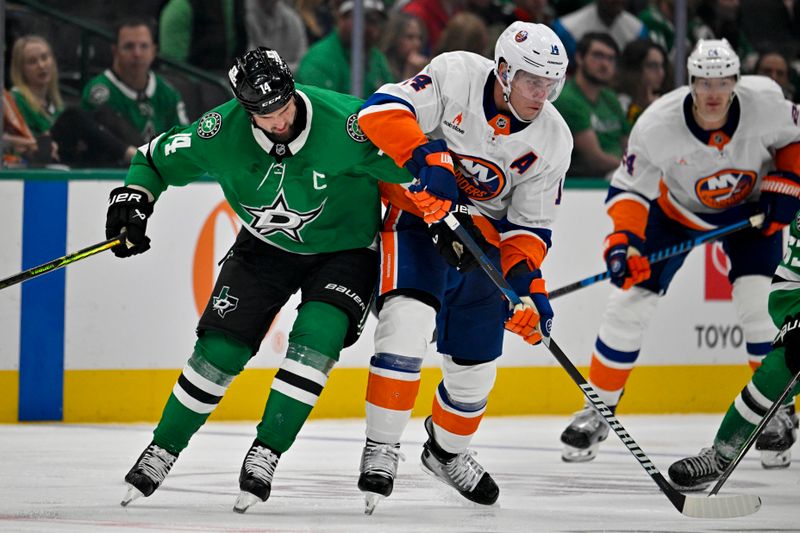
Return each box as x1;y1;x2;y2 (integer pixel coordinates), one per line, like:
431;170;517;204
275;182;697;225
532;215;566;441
560;39;800;465
355;22;572;513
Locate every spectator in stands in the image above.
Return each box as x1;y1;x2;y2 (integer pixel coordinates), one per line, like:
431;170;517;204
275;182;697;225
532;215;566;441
381;12;428;81
82;18;189;147
401;0;462;53
692;0;754;60
512;0;555;25
295;0;334;45
740;0;800;60
245;0;308;70
553;32;629;178
553;0;648;63
754;49;796;102
617;39;668;127
158;0;247;74
10;35;136;167
433;12;490;57
637;0;696;56
296;0;393;96
2;88;50;167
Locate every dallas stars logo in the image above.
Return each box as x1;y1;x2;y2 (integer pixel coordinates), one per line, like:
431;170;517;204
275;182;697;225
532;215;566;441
242;190;325;242
212;286;239;318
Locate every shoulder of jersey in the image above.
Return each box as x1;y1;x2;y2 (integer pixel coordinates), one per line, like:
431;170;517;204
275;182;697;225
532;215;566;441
540;102;573;148
194;100;241;140
430;51;493;85
631;85;689;135
737;75;785;102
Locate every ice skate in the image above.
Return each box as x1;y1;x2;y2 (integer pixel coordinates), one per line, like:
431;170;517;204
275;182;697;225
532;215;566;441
120;442;177;506
233;440;280;513
668;447;730;491
560;404;612;463
756;404;797;469
419;416;499;505
357;440;405;515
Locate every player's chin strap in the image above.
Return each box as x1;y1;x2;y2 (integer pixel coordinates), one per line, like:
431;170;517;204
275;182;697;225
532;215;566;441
441;209;761;519
497;68;532;123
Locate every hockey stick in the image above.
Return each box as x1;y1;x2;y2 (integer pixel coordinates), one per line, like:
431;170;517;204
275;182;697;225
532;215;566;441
708;369;800;497
0;235;123;290
549;213;765;299
442;211;761;518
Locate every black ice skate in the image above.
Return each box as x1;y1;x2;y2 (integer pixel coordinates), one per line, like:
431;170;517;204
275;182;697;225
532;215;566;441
358;439;405;515
233;439;280;513
560;403;613;462
755;404;798;469
419;416;499;505
668;447;730;491
121;442;178;506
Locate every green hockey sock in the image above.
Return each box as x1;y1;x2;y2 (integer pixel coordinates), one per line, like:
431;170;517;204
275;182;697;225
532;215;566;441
256;302;347;453
714;347;800;460
153;331;250;454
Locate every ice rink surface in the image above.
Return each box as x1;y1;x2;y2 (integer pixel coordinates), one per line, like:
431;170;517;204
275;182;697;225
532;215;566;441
0;415;797;533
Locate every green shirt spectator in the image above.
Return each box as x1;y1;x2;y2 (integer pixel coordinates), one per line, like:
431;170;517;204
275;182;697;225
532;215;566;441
296;0;393;97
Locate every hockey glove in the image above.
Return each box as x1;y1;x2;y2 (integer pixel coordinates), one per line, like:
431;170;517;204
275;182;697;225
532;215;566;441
106;186;154;258
404;139;459;224
774;313;800;376
427;211;491;273
759;173;800;236
604;230;651;290
504;270;553;345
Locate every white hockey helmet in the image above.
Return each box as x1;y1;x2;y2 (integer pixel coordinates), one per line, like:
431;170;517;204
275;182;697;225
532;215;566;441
687;39;740;82
495;22;568;106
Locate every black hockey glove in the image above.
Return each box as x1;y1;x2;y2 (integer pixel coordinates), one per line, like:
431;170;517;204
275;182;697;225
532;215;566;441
106;186;154;258
774;313;800;375
427;211;490;273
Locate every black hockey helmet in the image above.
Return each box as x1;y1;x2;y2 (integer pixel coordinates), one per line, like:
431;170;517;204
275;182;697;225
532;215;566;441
228;47;295;115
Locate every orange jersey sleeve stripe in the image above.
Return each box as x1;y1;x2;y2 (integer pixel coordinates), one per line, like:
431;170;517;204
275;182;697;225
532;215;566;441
499;234;547;276
379;182;425;218
774;142;800;176
587;354;632;392
358;108;429;168
607;198;648;238
366;372;421;411
656;181;709;231
431;399;484;436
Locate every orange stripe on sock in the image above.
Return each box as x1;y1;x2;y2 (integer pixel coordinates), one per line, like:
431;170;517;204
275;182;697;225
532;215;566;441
431;397;484;436
365;372;420;411
588;354;632;392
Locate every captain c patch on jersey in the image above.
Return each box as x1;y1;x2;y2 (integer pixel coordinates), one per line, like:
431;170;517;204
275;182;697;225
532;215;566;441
242;190;326;242
694;169;756;209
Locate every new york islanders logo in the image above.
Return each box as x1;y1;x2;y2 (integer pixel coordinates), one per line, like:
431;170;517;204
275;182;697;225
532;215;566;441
454;155;506;201
515;31;528;43
695;169;756;209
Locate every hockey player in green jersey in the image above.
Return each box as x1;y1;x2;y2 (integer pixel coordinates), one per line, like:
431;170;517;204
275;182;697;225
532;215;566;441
107;47;411;512
668;210;800;490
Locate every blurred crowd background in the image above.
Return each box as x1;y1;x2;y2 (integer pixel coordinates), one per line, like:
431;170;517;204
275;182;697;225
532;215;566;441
3;0;800;177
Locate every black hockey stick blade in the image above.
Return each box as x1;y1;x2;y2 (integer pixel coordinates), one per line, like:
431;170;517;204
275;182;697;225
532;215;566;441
442;212;761;518
708;369;800;497
0;235;123;290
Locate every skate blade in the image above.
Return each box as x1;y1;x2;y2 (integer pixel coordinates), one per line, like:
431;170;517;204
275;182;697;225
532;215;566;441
363;492;384;515
667;479;712;492
233;491;262;513
760;449;792;469
561;443;599;463
120;484;144;507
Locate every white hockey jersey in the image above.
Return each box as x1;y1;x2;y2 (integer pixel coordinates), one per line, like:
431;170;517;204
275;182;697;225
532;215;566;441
608;76;800;233
358;51;573;273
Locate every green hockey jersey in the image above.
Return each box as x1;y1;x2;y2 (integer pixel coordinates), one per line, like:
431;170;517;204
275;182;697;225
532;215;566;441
82;69;189;141
124;84;411;254
769;212;800;325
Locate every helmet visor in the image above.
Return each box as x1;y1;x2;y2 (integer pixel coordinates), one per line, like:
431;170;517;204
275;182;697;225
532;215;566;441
512;70;562;101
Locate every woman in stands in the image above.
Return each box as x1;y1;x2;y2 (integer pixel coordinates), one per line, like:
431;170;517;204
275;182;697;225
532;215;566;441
10;35;136;167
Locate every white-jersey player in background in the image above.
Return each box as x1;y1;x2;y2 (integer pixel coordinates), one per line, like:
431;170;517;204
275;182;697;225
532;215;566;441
560;39;800;467
354;22;572;513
